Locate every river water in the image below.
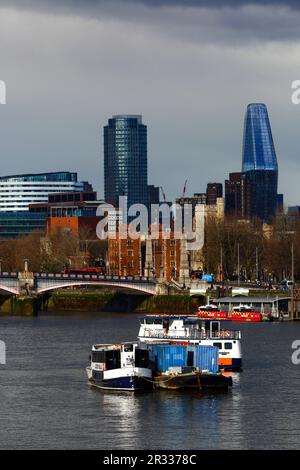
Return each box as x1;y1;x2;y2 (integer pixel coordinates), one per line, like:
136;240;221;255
0;313;300;450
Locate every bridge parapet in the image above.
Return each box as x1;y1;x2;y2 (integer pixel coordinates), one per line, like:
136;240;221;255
0;272;159;296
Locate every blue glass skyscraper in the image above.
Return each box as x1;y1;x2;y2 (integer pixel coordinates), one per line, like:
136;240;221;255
242;103;278;172
104;115;148;209
242;103;278;221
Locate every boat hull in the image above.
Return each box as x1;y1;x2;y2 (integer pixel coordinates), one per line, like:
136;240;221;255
87;367;153;392
154;372;231;391
230;317;261;322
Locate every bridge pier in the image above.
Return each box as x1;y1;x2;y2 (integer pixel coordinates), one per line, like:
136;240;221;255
18;270;35;296
0;294;39;316
10;296;15;315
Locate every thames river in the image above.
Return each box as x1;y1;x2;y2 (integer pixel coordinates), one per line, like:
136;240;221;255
0;313;300;450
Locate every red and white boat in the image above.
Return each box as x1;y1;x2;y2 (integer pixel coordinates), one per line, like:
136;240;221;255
197;304;228;320
197;304;262;322
229;305;262;322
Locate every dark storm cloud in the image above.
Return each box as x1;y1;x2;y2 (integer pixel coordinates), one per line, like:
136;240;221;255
1;0;300;44
1;0;300;204
2;0;300;14
1;0;300;8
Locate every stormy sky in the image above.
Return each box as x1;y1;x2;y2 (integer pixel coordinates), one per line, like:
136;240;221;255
0;0;300;205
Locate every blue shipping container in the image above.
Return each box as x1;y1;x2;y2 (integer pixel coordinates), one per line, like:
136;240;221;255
149;344;187;373
147;344;219;374
187;345;218;374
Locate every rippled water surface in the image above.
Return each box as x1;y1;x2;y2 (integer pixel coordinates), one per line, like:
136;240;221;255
0;313;300;449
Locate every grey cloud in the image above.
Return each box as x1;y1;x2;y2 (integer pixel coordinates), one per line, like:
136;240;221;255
1;0;300;9
0;2;300;205
1;0;300;44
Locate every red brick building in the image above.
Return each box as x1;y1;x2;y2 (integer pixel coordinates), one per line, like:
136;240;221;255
108;226;182;280
108;233;141;276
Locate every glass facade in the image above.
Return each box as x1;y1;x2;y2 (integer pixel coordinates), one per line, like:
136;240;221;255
104;115;148;209
246;170;278;222
0;172;90;212
0;172;78;183
0;212;46;239
242;104;278;222
225;172;251;218
242;103;278;172
50;206;97;218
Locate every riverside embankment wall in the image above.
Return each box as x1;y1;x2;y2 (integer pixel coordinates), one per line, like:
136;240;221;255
0;291;203;316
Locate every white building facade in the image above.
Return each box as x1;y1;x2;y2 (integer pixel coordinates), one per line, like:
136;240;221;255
0;172;91;212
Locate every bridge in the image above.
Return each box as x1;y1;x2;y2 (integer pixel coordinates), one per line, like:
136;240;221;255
0;272;158;296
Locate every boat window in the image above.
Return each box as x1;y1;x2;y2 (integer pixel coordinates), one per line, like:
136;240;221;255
123;344;134;352
213;342;222;349
145;318;162;324
105;350;121;370
210;321;220;336
92;351;105;363
135;349;149;368
225;343;232;350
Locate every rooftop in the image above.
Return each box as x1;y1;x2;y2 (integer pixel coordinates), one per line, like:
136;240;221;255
217;296;290;304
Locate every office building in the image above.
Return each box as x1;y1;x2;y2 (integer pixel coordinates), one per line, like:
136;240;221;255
148;185;160;207
0;212;47;239
206;183;223;205
0;172;93;239
225;172;251;218
29;191;103;238
0;172;92;212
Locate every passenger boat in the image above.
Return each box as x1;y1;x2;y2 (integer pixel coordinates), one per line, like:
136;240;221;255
229;305;262;322
197;304;228;319
138;315;242;370
86;342;153;391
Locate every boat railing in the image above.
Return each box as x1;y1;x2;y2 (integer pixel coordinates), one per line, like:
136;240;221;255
141;328;241;340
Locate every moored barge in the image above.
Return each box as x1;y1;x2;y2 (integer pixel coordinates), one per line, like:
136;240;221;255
148;343;232;391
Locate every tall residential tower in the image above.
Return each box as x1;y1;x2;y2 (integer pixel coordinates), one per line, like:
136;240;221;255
104;115;149;209
242;103;278;221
